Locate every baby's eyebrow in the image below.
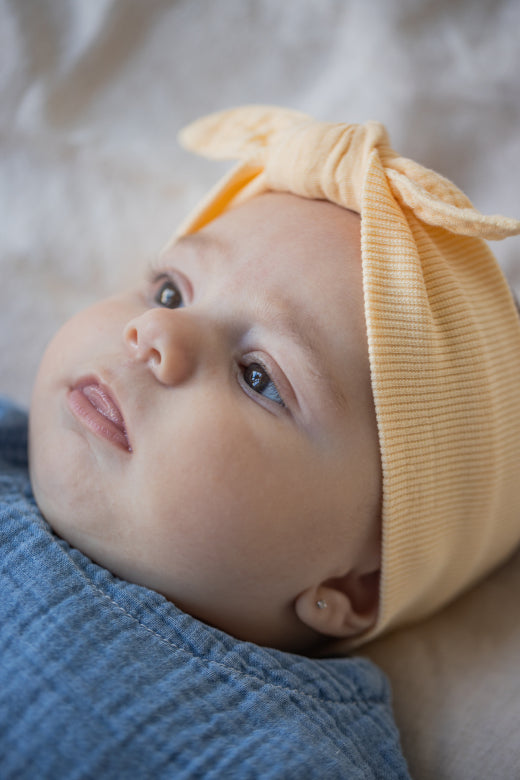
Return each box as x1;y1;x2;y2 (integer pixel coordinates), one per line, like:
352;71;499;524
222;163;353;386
156;232;230;270
173;231;231;260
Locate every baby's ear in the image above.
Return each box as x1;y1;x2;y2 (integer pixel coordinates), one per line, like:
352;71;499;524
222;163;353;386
294;569;380;639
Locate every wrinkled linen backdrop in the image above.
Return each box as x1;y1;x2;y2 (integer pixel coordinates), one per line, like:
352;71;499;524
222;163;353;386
1;2;520;779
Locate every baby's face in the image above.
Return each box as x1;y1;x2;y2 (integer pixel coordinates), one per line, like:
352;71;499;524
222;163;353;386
29;193;382;651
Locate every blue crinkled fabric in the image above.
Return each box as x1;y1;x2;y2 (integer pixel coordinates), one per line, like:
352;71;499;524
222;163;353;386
0;398;410;779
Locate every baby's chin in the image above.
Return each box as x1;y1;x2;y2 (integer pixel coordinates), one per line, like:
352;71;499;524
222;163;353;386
28;424;54;523
29;465;73;543
28;425;87;549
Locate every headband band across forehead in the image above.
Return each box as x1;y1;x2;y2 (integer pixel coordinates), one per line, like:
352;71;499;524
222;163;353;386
177;105;520;644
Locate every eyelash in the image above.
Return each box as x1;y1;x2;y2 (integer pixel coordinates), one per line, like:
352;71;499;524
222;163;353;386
147;270;286;409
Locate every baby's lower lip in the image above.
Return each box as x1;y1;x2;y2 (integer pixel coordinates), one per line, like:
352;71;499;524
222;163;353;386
67;380;132;453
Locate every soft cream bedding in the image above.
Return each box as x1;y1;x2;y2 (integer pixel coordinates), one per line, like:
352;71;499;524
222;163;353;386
2;2;519;776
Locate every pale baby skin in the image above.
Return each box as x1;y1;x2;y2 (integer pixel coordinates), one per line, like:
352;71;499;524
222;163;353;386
29;193;382;653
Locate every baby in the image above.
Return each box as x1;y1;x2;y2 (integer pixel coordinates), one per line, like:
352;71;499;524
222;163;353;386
28;105;520;656
3;105;520;777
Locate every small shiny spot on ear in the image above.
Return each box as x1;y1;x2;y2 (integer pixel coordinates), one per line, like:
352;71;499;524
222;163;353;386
316;600;328;610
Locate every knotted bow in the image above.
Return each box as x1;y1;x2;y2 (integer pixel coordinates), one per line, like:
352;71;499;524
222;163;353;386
179;105;520;239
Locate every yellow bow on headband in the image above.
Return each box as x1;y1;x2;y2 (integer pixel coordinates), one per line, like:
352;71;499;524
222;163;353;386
179;105;520;240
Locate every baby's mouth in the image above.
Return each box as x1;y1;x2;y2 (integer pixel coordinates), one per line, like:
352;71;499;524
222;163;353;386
68;378;132;453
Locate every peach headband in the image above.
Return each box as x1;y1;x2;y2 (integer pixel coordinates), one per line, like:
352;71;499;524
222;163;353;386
177;106;520;643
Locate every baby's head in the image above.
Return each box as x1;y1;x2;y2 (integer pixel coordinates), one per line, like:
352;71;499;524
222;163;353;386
29;191;382;652
29;106;520;653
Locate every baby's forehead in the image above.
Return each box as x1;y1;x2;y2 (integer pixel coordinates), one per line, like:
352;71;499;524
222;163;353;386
163;198;363;331
168;193;362;279
166;192;363;321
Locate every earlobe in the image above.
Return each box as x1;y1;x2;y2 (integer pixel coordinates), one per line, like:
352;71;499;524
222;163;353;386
294;570;380;639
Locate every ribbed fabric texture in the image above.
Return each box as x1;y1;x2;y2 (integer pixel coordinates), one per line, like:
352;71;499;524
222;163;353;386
177;106;520;643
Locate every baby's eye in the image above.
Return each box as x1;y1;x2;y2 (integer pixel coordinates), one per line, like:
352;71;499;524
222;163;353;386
154;279;184;309
243;362;285;407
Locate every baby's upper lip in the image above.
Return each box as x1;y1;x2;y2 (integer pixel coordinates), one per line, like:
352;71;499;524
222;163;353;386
74;376;132;451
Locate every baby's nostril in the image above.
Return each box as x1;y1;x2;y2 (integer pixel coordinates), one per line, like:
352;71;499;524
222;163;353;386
126;326;139;348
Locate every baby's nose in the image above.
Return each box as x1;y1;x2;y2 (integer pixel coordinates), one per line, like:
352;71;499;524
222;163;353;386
123;308;203;387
